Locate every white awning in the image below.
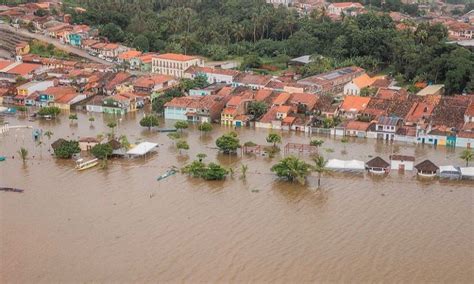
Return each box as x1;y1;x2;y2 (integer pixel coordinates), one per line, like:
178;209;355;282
126;142;158;156
327;159;365;171
460;167;474;177
439;165;460;173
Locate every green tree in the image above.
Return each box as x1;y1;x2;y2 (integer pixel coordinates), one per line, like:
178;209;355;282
271;156;312;185
17;147;28;163
133;35;150;52
174;120;189;132
240;164;248;180
38;106;60;118
247;101;268;119
88;116;95;127
107;121;117;138
266;133;282;148
201;163;229;180
182;160;206;178
54;140;81;159
312;155;328;188
119;135;131;150
240;53;262;70
43;130;53;140
100;23;125;42
68;114;78;124
460;149;473;167
310;139;324;147
198;122;213;134
91;143;113;160
176;139;190;154
140;115;159;131
216;132;240;154
196;153;207;162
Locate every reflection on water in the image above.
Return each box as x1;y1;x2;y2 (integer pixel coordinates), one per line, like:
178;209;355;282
0;111;473;282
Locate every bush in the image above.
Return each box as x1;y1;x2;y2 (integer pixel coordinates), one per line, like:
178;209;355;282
91;143;113;159
54;140;80;159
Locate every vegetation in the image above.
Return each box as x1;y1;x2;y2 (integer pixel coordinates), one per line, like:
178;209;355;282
139;115;159;131
176;139;190;154
37;106;60;117
460;149;473;167
54;140;80;159
152;88;184;113
91;143;113;160
107;121;117;138
196;153;207;162
271;156;312;185
69;1;473;94
167;132;181;141
216;132;240;154
17;147;28;163
43;130;53;140
88;116;95;126
29;40;70;60
182;159;229;181
266;133;282;148
174;120;189;132
243;141;257;147
312;155;328;188
248;101;268;120
179;74;208;92
16;106;27;112
310;139;324;147
198;122;213;134
240;164;248;180
68;114;78;124
119;135;131;150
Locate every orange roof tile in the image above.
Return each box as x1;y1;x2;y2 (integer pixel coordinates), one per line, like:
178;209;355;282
345;120;371;131
276;105;292;113
0;60;13;70
340;96;370;112
7;63;42;76
156;53;198;61
272;92;290;105
133;75;175;89
118;50;142;60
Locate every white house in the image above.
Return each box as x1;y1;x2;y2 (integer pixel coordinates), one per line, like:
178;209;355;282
327;2;364;16
343;74;383;96
184;66;239;85
390;155;415;172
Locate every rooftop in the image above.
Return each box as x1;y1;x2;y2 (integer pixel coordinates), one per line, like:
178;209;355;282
155;53;199;62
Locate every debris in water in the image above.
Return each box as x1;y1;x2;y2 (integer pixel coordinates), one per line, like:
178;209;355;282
0;187;24;193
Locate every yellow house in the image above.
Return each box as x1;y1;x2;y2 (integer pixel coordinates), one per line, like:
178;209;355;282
15;42;30;56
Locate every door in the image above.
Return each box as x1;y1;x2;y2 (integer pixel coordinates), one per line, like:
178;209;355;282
421;138;425;144
399;164;405;172
235;121;242;127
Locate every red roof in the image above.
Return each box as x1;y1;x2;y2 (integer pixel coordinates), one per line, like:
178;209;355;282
133;75;175;89
272;92;290;105
345;120;371;131
331;2;364;8
465;102;474;117
7;63;42;76
118;50;142;60
289;93;318;110
340;96;370;112
156;53;198;62
0;60;13;70
185;66;239;77
276;105;292;114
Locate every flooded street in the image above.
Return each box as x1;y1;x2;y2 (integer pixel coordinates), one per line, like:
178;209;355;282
1;111;473;282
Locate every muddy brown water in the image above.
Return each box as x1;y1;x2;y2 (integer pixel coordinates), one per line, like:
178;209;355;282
1;111;473;282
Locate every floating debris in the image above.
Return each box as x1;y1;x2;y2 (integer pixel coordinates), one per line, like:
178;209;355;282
0;187;24;193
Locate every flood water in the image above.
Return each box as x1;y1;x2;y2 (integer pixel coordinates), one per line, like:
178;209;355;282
1;110;473;282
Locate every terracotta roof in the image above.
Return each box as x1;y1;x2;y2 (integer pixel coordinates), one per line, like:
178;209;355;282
185;66;239;77
216;86;233;97
272;92;290;105
465;102;474;117
133;75;174;89
0;60;14;70
139;53;159;63
366;157;390;168
331;2;364;8
340;96;370;112
234;73;273;86
377;116;400;126
282;116;296;124
55;93;78;104
44;86;76;99
118;50;142;60
351;74;382;89
289;93;318;110
155;53;198;61
103;43;119;50
415;160;439;172
405;102;435;123
6;63;42;76
105;72;131;90
345;120;371;131
276;105;292;113
255;89;273;102
390;155;415;162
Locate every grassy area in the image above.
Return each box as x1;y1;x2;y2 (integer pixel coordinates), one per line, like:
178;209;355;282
29;40;71;60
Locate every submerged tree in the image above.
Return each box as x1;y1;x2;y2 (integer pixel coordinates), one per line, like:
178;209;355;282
271;156;312;185
216;132;240;154
266;133;282;148
312;155;328;188
174;120;189;132
176;139;190;154
68;114;78;124
139;115;159;131
17;147;28;163
460;149;473;167
198;122;213;134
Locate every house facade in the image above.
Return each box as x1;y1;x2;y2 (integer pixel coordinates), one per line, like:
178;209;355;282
152;53;204;78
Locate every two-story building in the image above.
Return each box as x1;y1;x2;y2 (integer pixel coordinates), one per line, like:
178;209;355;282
152;53;204;78
184;66;240;84
369;116;402;141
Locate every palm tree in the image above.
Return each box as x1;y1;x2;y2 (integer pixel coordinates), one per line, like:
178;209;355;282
44;130;53;140
271;156;312;185
107;122;117;138
460;149;473;167
312;155;328;188
240;164;248;180
18;147;28;163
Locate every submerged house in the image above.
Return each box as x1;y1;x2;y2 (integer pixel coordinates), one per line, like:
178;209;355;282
365;156;390;174
414;160;439;177
438;165;461;179
390;155;415;172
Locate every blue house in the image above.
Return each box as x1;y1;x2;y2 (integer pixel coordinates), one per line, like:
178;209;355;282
68;34;82;47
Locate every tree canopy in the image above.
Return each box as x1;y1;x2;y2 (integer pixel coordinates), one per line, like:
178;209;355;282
53;140;80;159
216;132;240;154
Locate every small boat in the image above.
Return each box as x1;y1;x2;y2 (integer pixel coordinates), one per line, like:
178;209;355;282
0;156;6;161
157;167;177;181
0;187;24;193
75;158;99;171
156;128;177;133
